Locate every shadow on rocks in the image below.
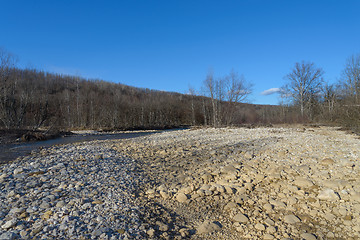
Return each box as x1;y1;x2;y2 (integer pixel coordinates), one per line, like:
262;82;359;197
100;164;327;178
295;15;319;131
140;200;192;239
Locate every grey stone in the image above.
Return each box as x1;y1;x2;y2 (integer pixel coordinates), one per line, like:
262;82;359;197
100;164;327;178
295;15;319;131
13;168;24;175
56;200;66;208
0;232;18;240
9;207;24;215
1;219;17;229
92;227;109;237
20;230;28;238
39;202;51;209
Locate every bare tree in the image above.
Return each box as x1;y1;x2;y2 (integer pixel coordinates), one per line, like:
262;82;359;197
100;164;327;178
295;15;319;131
203;69;252;126
335;54;360;131
341;54;360;102
283;61;324;118
225;70;252;103
204;69;218;126
321;83;337;120
188;86;197;126
223;70;252;124
0;48;18;128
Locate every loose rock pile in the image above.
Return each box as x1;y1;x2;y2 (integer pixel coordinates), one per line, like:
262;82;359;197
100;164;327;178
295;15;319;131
1;126;359;239
116;126;360;239
0;141;147;239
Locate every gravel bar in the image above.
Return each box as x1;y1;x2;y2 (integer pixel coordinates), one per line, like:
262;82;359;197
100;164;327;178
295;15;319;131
0;141;146;239
1;125;360;239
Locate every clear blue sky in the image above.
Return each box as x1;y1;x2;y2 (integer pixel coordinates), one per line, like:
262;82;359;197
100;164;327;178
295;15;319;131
1;0;360;105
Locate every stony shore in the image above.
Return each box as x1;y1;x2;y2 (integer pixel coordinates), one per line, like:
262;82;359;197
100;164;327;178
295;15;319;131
1;126;359;239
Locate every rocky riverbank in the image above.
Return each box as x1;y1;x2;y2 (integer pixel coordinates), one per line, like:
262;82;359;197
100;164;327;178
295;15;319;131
1;126;359;239
0;141;147;239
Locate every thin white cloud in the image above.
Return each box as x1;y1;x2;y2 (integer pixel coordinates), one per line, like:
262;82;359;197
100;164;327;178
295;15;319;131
261;88;282;96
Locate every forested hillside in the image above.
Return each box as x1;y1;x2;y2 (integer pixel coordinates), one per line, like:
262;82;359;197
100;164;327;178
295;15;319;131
0;67;285;130
1;48;359;132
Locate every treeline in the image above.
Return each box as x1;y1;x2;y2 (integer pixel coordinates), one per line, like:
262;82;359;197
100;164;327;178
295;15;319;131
0;49;284;130
0;68;185;130
1;47;359;131
0;67;285;130
281;55;360;132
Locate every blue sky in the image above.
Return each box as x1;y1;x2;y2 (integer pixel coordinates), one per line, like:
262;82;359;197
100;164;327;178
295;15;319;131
1;0;360;105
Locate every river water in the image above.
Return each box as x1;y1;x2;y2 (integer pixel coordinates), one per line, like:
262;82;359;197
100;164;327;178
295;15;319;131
0;131;160;164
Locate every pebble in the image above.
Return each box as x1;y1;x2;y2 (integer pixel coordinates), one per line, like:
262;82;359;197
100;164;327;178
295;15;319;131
156;221;169;231
232;213;249;223
147;228;155;237
1;219;17;230
1;126;359;239
224;202;238;210
112;126;360;239
293;177;314;188
0;141;146;239
179;228;190;237
176;193;188;203
300;233;317;240
320;158;335;165
284;214;301;224
263;203;273;212
56;200;66;208
160;190;171;200
264;218;275;226
317;188;340;201
255;223;266;231
0;232;18;240
350;192;360;202
263;233;274;240
197;220;222;234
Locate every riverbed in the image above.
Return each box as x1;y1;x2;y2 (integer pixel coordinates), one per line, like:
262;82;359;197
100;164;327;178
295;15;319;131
0;131;160;165
1;126;359;239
